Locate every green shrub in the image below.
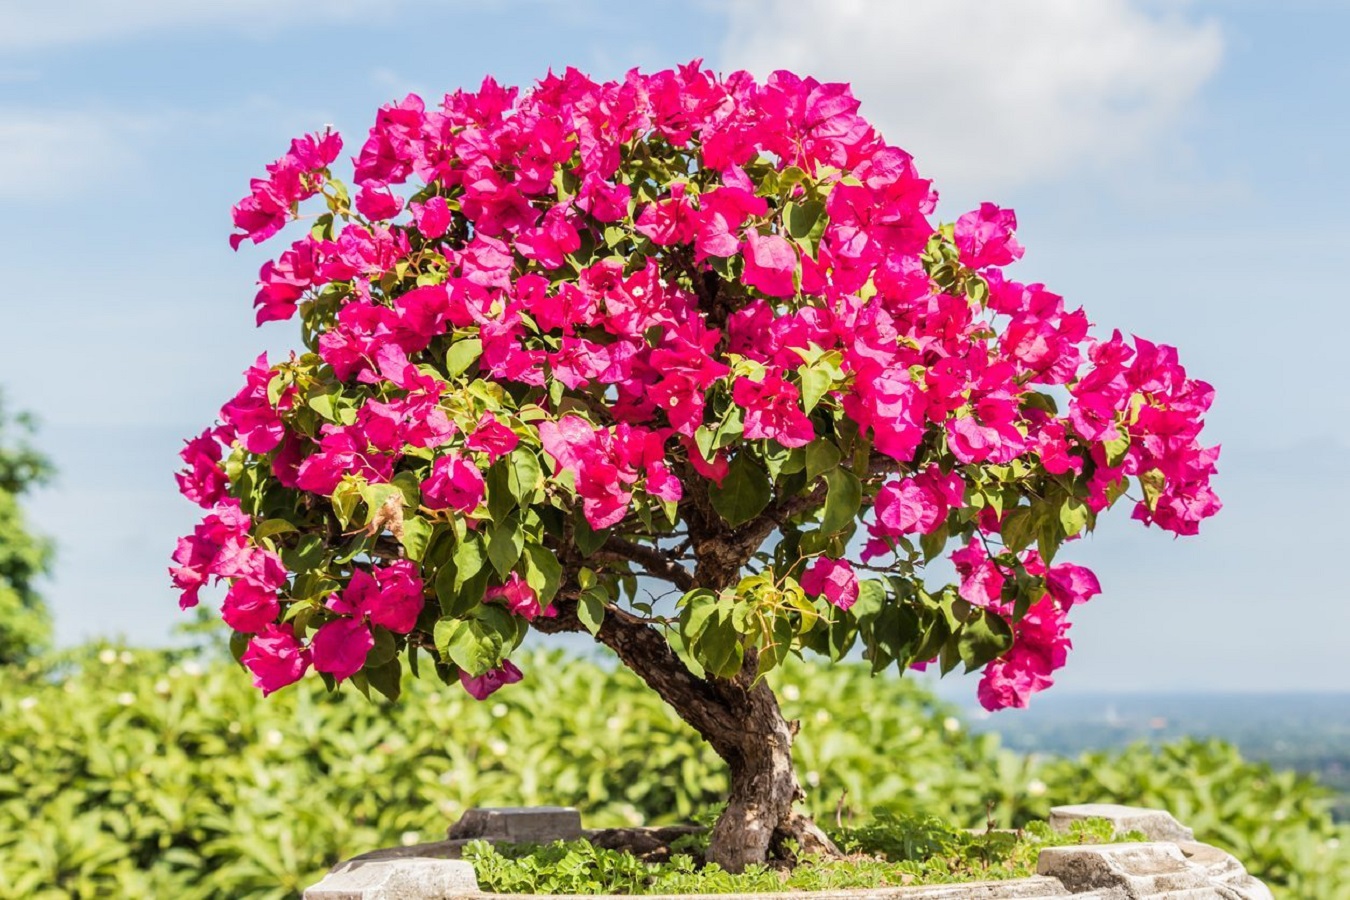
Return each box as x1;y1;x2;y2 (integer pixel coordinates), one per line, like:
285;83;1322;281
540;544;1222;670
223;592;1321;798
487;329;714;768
0;645;1344;898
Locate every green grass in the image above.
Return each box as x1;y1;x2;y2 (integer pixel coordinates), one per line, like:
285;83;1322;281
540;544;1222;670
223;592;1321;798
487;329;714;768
463;815;1142;894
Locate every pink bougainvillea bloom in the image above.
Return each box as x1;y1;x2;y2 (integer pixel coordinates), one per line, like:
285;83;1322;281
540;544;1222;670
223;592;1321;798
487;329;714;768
421;452;485;515
355;183;404;220
241;624;311;696
872;465;964;537
219;354;288;454
485;572;555;621
953;202;1023;270
741;230;798;298
459;659;524;700
341;561;426;634
310;616;376;682
175;429;228;508
950;540;1006;609
1045;563;1101;608
410;195;452;239
800;557;859;611
733;374;815;448
221;579;281;634
464;413;519;462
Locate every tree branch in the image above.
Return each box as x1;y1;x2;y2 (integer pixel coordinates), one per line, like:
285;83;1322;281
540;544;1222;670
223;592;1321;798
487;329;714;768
595;536;696;592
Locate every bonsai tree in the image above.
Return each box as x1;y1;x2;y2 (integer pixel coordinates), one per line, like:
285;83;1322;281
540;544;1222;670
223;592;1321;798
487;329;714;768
172;62;1220;871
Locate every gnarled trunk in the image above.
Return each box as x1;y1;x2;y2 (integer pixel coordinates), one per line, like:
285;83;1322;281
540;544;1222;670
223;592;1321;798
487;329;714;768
537;598;838;872
702;674;837;872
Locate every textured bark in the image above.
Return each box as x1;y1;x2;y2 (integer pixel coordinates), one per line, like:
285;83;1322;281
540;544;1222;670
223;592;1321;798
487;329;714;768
536;600;839;872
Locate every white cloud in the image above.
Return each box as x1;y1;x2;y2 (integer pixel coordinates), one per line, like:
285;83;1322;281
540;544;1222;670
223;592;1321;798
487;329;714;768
720;0;1223;195
0;110;143;200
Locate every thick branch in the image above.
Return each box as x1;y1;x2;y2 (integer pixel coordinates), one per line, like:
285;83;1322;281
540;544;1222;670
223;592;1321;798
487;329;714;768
537;597;746;746
595;536;696;592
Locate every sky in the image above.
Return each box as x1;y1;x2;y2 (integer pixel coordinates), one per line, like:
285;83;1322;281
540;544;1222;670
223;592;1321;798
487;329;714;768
1;0;1346;698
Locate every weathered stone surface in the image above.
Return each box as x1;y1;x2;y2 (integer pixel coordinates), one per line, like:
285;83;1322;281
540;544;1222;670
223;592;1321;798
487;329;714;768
1174;842;1275;900
303;856;478;899
1049;805;1195;844
1035;840;1285;899
448;806;583;843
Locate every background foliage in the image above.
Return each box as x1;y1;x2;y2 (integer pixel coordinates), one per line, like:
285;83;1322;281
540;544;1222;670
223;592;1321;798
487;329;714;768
0;392;54;665
1;646;1344;899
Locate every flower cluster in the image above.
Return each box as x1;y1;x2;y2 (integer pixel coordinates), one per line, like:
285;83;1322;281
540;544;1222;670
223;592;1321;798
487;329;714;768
177;61;1218;710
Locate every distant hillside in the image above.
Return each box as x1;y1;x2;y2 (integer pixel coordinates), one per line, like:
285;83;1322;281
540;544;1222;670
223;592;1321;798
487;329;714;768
966;692;1350;820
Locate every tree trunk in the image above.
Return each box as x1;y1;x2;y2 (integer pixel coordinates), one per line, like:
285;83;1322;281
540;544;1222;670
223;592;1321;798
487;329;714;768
536;600;839;872
702;673;838;872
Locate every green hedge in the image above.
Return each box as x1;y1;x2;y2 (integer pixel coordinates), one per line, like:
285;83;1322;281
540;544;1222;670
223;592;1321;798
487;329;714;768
1;644;1345;898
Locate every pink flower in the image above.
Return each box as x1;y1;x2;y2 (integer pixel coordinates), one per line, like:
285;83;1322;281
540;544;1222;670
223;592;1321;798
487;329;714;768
221;579;280;634
976;596;1071;711
310;616;375;682
175;429;227;508
733;374;815;448
741;231;798;298
339;561;426;634
229;128;342;250
219;354;287;454
241;624;311;696
411;195;453;239
634;183;696;245
460;659;524;700
421;452;485;515
800;558;859;611
355;183;404;220
953;202;1023;270
485;572;555;621
872;465;964;537
465;413;520;462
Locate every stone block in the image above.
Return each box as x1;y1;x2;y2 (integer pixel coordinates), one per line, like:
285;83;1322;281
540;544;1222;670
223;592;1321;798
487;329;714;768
1037;842;1213;897
1049;804;1195;843
446;805;583;843
303;856;478;900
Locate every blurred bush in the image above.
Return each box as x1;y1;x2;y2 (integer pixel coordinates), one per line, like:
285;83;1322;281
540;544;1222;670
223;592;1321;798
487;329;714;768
1;644;1344;898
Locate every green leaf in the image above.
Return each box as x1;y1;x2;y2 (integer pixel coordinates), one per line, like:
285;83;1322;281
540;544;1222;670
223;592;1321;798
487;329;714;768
453;533;487;589
365;626;398;668
578;589;607;636
999;507;1036;554
432;606;519;676
1139;468;1166;512
709;452;772;528
486;458;515;523
805;439;841;483
920;522;949;563
957;609;1015;673
1103;432;1130;467
487;516;524;577
573;514;608;557
330;480;361;528
799;364;832;413
1059;497;1090;538
509;448;543;507
445;338;482;379
399;516;433;562
523;543;563;603
281;534;326;573
253;519;298;541
819;467;861;535
364;657;402;702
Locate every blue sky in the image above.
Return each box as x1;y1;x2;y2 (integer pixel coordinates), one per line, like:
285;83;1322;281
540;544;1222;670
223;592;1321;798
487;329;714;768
1;0;1346;696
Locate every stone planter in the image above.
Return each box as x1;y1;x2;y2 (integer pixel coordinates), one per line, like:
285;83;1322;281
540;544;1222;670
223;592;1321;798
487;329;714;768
303;805;1272;900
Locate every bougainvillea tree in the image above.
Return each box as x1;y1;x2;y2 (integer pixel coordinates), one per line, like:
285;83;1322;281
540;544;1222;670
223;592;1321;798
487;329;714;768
172;61;1220;870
